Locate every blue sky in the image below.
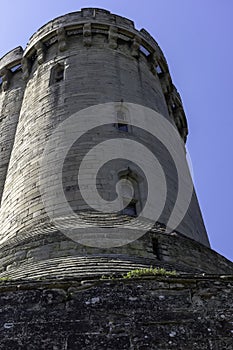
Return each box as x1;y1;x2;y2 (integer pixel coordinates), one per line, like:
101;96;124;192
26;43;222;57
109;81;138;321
1;1;232;261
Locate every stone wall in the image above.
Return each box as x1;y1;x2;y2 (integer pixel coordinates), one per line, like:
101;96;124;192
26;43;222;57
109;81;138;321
0;9;232;350
0;8;209;254
0;229;232;280
0;275;232;349
0;47;25;202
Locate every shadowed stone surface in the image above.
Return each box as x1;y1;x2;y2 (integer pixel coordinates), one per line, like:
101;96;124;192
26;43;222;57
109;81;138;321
0;275;232;349
0;229;232;280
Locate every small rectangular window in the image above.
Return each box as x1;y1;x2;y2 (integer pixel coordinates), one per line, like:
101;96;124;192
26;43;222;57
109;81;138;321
117;123;128;132
50;63;65;85
55;69;64;83
10;64;22;73
156;65;163;74
139;45;150;57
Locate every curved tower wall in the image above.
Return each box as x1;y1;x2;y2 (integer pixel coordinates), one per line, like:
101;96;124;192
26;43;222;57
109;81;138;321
0;9;210;278
0;47;25;203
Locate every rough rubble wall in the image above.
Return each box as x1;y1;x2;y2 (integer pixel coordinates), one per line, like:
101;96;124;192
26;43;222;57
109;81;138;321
0;276;232;349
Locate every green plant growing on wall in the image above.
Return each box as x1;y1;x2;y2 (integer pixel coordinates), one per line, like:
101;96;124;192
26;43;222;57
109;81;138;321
0;277;10;282
123;267;177;279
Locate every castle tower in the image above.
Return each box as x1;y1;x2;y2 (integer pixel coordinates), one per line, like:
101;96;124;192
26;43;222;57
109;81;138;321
0;9;233;350
0;8;231;280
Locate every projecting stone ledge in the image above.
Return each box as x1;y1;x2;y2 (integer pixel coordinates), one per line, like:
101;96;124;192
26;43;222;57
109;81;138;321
0;228;232;280
0;274;232;349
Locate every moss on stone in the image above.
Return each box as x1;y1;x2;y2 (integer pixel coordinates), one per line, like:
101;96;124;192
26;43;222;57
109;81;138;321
123;267;177;279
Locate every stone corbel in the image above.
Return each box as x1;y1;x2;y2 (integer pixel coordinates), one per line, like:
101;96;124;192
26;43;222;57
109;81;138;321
167;102;173;117
131;36;141;58
160;72;170;95
83;23;92;47
108;26;118;49
35;41;46;65
181;127;188;142
0;67;12;91
167;92;177;115
22;57;31;81
149;53;158;74
174;113;182;129
174;106;188;142
57;27;67;52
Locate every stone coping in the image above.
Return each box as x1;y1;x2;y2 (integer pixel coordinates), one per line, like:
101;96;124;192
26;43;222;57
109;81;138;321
25;8;158;54
0;273;232;293
0;46;23;72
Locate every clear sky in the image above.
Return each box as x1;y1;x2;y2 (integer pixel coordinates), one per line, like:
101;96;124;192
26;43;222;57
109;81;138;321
1;0;232;261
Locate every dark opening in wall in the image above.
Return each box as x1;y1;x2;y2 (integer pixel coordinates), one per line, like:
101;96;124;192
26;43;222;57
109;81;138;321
10;64;22;73
116;108;129;132
50;63;65;85
117;123;128;132
122;201;137;216
152;237;162;260
139;45;150;57
156;64;163;77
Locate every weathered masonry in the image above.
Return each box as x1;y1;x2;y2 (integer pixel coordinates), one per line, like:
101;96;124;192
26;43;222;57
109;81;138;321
0;8;232;350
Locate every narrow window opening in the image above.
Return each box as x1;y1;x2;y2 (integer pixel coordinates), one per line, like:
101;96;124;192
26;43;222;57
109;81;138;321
139;45;150;57
117;123;128;132
152;237;162;260
50;63;65;85
10;64;22;73
54;66;64;83
116;108;129;132
156;64;163;76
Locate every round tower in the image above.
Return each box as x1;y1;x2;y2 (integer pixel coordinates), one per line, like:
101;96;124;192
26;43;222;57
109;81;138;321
0;47;25;202
0;8;215;280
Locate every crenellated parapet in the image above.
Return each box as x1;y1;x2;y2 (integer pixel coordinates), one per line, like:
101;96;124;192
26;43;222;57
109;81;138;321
167;86;188;142
5;8;187;141
0;46;23;72
0;46;23;92
0;9;188;141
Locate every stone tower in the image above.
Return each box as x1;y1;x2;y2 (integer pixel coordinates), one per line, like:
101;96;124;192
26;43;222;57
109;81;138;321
0;9;232;349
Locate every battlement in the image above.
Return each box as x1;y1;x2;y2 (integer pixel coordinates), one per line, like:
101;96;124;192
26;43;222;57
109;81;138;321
0;47;23;91
0;8;188;142
0;46;23;72
25;8;135;52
